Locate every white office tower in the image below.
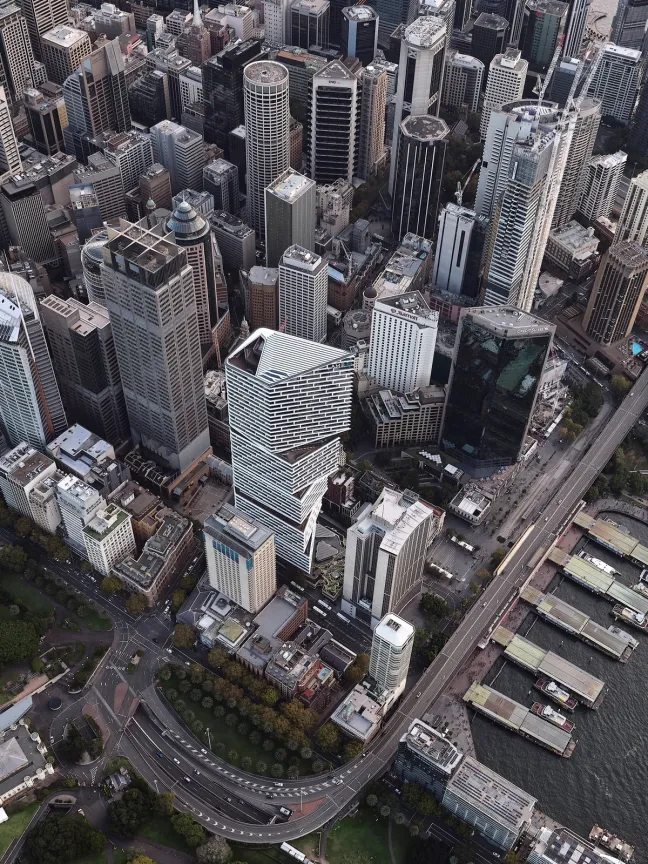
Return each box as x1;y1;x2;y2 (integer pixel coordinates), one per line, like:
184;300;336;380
551;97;601;230
0;443;57;521
389;16;447;195
225;328;353;571
82;503;136;576
578;151;627;222
563;0;590;57
442;51;483;114
611;0;648;50
615;170;648;247
56;474;103;553
21;0;69;60
104;131;154;200
367;292;438;392
342;486;435;627
587;43;641;126
101;219;210;473
265;169;317;269
476;98;557;219
479;49;527;141
482;104;568;310
357;64;387;182
0;273;66;448
244;60;290;237
150;121;204;196
433;203;479;293
264;0;291;45
279;245;328;343
0;87;21;174
307;60;360;185
369;613;414;696
204;504;276;613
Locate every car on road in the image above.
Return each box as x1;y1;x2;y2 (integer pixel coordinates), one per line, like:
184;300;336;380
173;758;180;764
156;751;164;759
194;769;201;775
225;796;232;802
184;777;191;783
416;692;421;698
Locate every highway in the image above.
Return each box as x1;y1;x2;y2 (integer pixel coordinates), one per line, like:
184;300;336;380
120;366;648;842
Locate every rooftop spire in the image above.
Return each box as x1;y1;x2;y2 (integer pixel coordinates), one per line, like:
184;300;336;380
192;0;202;27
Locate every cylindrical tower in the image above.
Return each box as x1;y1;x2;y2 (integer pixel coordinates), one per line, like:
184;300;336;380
243;60;290;237
80;230;109;304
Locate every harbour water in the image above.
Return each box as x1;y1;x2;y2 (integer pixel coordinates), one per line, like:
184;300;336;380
471;513;648;862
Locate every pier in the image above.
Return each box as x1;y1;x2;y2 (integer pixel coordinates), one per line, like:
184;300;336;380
573;512;648;567
520;586;638;662
491;627;607;708
463;682;576;757
548;548;648;616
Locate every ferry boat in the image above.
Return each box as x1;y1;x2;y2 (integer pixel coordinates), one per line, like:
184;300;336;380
579;552;617;575
530;702;575;733
611;604;648;630
631;581;648;598
589;825;635;862
640;568;648;583
534;678;579;712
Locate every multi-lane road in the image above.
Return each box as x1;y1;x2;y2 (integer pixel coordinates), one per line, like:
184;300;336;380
117;367;648;842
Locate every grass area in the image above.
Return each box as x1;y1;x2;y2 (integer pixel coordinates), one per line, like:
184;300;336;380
230;846;290;864
159;680;314;776
326;808;410;864
139;816;192;853
0;572;54;615
70;853;109;864
0;802;40;856
82;608;112;631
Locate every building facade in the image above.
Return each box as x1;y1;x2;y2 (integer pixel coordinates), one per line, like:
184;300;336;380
583;241;648;344
279;244;328;343
265;168;316;269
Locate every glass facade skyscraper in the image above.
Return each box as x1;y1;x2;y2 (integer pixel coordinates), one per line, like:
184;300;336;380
442;306;554;474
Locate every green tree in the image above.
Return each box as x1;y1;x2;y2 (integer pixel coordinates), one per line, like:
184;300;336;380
316;721;340;754
611;375;632;398
126;593;148;615
26;813;106;864
154;791;175;816
172;623;196;649
208;646;229;668
0;544;27;572
261;686;280;707
419;593;449;618
171;589;186;612
256;760;267;774
15;516;32;537
0;620;39;666
102;575;123;596
196;834;233;864
171;813;205;848
343;740;364;762
366;793;378;807
379;805;391;818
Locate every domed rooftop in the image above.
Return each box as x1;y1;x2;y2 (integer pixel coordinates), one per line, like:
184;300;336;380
166;199;207;238
81;230;109;264
364;282;377;299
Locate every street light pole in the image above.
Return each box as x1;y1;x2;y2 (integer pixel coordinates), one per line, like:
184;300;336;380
206;728;211;750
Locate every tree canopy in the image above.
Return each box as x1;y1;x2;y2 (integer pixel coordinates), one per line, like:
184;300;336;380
0;619;39;666
26;814;106;864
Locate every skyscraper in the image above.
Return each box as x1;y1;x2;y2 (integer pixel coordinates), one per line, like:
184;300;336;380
41;25;92;85
583;242;648;344
0;3;43;106
578;150;627;223
204;504;276;613
73;153;124;222
0;86;21;174
306;59;359;184
374;0;417;46
203;158;239;213
341;5;379;65
369;613;414;695
442;51;484;112
279;245;328;343
611;0;648;50
39;296;129;444
367;292;438;392
0;176;57;265
103;130;154;199
177;0;210;66
101;219;210;473
391;115;448;242
24;83;68;156
166;199;224;354
442;306;554;473
291;0;330;49
587;43;641;125
480;49;527;140
21;0;69;60
471;13;507;83
264;0;292;46
389;16;447;194
0;272;67;448
265;169;316;269
244;60;290;237
225;328;353;571
356;63;387;180
628;76;648;154
552;97;601;230
563;0;590;57
150;120;204;196
80;231;109;305
519;0;567;72
482;104;566;310
433;203;486;297
614;170;648;247
342;488;435;626
63;40;130;163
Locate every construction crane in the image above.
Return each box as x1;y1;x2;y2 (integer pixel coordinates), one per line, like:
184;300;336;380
535;36;564;105
565;43;604;111
455;158;481;206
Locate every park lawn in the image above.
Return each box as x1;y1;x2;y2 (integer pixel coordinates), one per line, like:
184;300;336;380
159;680;313;776
139;816;192;853
0;802;40;856
70;853;109;864
0;572;54;615
326;808;410;864
112;850;129;864
82;608;112;631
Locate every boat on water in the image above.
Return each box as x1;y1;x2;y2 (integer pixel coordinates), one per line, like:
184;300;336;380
534;678;578;711
589;825;635;862
612;604;648;630
631;581;648;598
530;702;575;733
578;552;617;575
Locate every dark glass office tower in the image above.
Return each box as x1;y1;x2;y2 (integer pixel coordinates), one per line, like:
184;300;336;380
442;306;554;474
